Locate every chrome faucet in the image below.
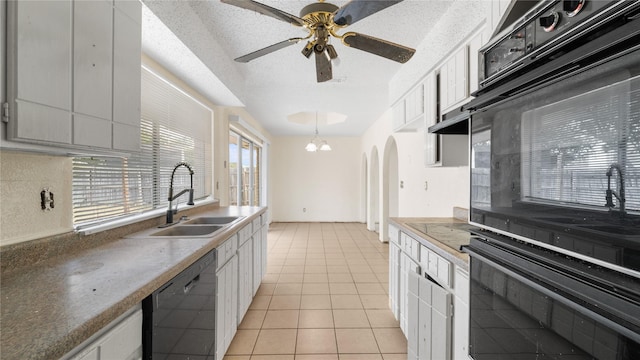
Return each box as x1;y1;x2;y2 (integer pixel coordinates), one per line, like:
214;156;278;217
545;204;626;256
605;163;625;216
166;162;195;224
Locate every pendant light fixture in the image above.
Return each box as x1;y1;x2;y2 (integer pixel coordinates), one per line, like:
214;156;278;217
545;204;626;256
305;112;331;152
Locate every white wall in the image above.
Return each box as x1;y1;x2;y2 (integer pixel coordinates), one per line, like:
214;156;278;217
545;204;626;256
271;136;361;222
361;111;469;221
0;151;73;246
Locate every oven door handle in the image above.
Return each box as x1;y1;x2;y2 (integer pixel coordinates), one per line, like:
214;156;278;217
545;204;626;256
465;246;640;344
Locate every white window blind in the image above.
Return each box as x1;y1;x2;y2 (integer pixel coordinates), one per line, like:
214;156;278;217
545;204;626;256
73;66;212;226
522;75;640;212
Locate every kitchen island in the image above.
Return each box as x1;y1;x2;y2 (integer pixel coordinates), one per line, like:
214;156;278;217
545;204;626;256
0;204;267;360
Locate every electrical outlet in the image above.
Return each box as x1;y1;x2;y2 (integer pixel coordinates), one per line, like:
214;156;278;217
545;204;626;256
40;188;55;210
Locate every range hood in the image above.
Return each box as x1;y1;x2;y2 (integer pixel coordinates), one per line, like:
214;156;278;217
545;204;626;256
428;108;469;134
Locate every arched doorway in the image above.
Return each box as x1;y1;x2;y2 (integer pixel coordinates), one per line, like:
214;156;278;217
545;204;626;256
382;137;399;242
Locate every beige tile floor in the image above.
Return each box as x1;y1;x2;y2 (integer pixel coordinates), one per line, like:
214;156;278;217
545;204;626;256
224;222;407;360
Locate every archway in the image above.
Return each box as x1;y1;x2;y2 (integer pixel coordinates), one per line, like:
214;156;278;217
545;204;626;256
382;137;399;242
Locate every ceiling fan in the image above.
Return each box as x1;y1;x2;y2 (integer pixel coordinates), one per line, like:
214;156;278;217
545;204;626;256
220;0;416;82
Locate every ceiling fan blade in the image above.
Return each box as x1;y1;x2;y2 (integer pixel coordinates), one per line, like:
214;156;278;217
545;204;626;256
333;0;403;26
235;38;303;63
342;32;415;63
315;50;333;83
221;0;306;27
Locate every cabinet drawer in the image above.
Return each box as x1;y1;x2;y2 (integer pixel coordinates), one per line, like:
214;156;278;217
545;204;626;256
218;235;237;269
422;246;452;289
252;217;261;234
401;233;420;260
238;224;252;246
437;256;452;288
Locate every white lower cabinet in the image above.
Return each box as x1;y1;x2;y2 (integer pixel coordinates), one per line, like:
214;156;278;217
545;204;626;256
237;234;253;325
216;245;238;360
407;270;452;360
66;305;142;360
389;241;401;320
390;227;467;360
399;251;420;335
453;267;470;360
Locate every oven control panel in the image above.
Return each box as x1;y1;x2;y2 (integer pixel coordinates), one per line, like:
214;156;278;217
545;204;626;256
479;0;614;89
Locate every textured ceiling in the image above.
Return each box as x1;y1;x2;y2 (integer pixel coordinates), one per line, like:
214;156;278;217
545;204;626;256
142;0;453;137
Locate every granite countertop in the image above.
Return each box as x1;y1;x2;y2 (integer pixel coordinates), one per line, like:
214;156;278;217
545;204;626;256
0;206;266;360
389;217;475;270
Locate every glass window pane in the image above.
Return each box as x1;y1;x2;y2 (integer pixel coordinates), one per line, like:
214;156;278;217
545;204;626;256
229;132;239;206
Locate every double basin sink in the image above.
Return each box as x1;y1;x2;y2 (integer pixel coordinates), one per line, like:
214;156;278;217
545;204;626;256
146;216;243;237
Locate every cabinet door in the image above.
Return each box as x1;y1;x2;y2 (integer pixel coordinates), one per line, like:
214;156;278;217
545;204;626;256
453;268;470;360
424;73;439;166
399;252;420;335
237;240;252;324
430;283;452;360
407;271;421;358
112;3;141;151
215;264;227;359
99;308;143;360
261;224;268;279
8;0;72;144
453;46;468;104
73;0;112;121
439;46;469;113
225;256;239;353
439;61;449;112
388;242;401;320
253;232;262;295
468;27;486;95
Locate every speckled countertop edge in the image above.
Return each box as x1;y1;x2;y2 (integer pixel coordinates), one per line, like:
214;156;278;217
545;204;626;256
389;217;471;271
0;206;267;360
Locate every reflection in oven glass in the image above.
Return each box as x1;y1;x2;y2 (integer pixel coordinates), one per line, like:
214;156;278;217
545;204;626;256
469;260;640;360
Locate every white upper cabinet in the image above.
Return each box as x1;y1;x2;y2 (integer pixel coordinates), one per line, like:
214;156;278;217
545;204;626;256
8;0;73;145
6;0;141;153
113;1;142;151
468;27;486;96
394;77;431;132
439;45;468;114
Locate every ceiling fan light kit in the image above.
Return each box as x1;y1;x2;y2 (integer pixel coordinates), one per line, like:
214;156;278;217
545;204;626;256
221;0;416;82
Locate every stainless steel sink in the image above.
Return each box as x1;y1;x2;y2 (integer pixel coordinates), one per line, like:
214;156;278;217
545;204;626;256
150;225;223;237
185;216;242;225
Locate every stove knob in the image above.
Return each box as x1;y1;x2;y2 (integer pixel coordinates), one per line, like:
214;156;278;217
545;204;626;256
563;0;585;17
539;12;560;32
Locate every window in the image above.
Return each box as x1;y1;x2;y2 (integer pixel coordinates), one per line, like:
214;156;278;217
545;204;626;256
229;130;261;206
72;66;213;227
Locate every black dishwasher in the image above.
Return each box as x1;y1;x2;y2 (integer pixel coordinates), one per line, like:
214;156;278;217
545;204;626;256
142;249;217;359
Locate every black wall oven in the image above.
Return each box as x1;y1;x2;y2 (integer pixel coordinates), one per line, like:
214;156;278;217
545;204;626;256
464;1;640;359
